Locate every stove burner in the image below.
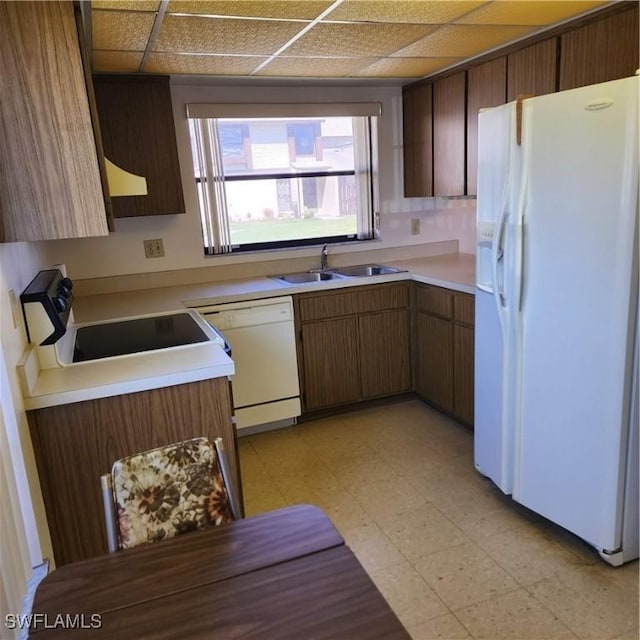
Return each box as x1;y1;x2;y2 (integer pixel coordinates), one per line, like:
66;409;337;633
72;313;209;362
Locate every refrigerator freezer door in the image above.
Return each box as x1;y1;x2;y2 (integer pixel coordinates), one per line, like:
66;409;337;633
476;104;513;293
513;77;639;552
474;103;519;493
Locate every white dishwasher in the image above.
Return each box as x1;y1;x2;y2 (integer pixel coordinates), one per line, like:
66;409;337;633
197;296;301;433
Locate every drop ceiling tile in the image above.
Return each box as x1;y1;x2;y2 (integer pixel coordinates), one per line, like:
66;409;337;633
325;0;489;24
167;0;334;20
353;56;463;77
394;23;538;57
92;0;160;10
284;22;438;57
456;1;610;25
92;50;144;73
145;53;268;75
155;15;304;54
257;56;377;77
92;10;156;51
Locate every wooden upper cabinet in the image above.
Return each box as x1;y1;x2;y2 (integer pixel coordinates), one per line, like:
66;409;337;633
559;5;639;91
403;83;433;197
466;57;507;196
0;1;108;242
93;75;186;217
433;71;466;197
507;38;557;101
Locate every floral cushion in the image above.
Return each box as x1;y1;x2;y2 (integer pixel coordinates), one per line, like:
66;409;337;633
112;437;233;549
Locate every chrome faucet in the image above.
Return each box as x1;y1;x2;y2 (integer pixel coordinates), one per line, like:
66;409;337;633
320;244;328;270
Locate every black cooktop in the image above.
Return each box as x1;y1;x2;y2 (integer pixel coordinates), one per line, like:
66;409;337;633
72;313;209;363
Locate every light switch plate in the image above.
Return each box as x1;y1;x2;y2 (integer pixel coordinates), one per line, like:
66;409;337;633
410;218;420;235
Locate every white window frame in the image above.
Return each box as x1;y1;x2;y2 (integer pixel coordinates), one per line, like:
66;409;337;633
187;103;381;255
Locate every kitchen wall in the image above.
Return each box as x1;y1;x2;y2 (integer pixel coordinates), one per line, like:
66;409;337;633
43;81;476;284
0;242;54;621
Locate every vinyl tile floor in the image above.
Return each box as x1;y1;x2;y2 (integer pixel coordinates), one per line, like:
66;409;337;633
238;399;639;640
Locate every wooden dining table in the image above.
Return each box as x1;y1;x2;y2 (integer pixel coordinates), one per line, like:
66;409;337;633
31;504;410;639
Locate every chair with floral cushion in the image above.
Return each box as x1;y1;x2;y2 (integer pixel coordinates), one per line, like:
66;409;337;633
101;436;240;552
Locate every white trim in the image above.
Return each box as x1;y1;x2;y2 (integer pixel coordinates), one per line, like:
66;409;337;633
187;102;382;119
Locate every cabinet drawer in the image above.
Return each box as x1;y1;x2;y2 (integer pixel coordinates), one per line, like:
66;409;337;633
297;284;408;321
415;285;453;318
454;293;475;326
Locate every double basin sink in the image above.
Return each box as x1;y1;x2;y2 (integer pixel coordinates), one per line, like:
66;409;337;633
271;264;406;284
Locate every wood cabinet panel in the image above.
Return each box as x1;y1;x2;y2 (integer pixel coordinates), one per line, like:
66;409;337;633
466;57;507;196
414;284;475;425
297;290;358;321
297;284;408;321
416;311;454;413
559;6;639;91
357;284;409;315
28;378;238;565
403;83;433;197
93;75;185;217
359;309;411;398
507;38;557;101
415;285;453;319
453;324;475;426
300;318;361;410
0;1;108;242
453;293;475;326
433;71;466;196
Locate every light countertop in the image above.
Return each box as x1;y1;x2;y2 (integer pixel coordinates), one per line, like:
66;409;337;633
73;253;476;323
20;342;234;411
22;252;474;410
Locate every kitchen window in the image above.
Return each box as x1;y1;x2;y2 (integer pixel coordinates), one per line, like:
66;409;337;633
187;102;380;255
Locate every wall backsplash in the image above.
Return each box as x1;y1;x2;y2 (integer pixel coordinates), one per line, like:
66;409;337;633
43;83;476;282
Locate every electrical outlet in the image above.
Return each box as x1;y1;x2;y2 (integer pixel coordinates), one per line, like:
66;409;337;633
410;218;421;235
143;239;165;258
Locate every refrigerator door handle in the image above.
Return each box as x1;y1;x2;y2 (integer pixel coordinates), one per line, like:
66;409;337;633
492;204;509;312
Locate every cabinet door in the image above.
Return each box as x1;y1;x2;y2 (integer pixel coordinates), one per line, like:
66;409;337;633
433;71;466;196
559;5;639;90
93;75;185;217
0;1;108;242
453;323;475;426
415;311;453;412
359;309;410;398
507;38;557;102
403;83;433;197
466;57;506;196
301;318;361;410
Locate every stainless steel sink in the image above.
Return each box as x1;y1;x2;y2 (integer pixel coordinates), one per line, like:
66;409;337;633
331;264;407;277
270;271;347;284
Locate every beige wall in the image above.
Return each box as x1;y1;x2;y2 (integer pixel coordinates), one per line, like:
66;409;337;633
0;242;54;621
43;81;476;284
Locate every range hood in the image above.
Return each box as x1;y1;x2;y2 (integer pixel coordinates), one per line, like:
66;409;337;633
105;158;147;196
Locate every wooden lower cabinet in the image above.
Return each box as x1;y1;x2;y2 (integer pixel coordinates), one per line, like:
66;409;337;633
414;284;475;426
359;309;411;398
301;317;361;410
453;324;475;425
296;283;411;412
416;311;454;413
28;377;239;566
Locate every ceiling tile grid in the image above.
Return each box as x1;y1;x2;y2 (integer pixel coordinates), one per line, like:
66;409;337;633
154;15;305;55
89;0;613;79
166;0;334;20
283;22;438;58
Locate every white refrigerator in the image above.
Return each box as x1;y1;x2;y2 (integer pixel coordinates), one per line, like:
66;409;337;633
474;75;639;566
